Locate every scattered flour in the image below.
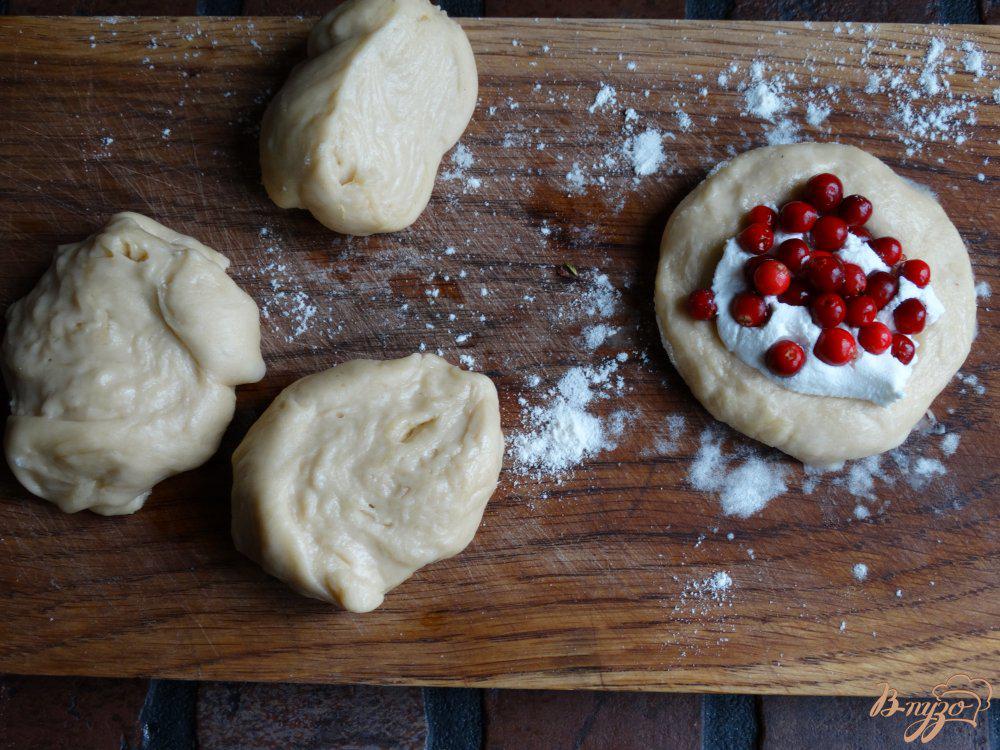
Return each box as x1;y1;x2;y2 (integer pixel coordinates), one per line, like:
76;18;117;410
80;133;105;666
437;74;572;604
441;143;481;191
565;162;588;193
588;83;618;113
961;41;985;78
623;128;666;177
653;413;687;454
806;102;831;127
689;430;787;517
957;372;987;396
581;323;617;350
510;359;629;478
940;432;960;456
251;228;319;343
675;571;734;615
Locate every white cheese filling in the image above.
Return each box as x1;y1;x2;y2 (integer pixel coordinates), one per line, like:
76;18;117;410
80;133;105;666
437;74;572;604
712;231;944;405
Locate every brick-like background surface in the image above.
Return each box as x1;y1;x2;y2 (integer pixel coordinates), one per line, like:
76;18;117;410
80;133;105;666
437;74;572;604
0;0;997;748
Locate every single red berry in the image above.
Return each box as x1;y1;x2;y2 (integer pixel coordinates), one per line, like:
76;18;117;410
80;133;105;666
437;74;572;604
805;173;844;213
779;201;819;233
731;292;768;327
746;205;777;228
766;340;806;376
812;215;849;251
776;238;811;273
814;328;857;366
893;298;927;334
892;333;915;364
807;255;845;294
737;223;775;255
778;279;812;306
867;271;898;309
744;255;770;283
686;288;718;320
842;263;867;297
845;295;878;327
838;194;873;226
849;226;873;242
811;293;847;328
858;322;893;354
753;259;792;296
900;259;931;287
870;237;903;266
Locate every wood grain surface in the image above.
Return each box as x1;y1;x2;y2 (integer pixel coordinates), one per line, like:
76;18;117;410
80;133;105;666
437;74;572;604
0;17;997;696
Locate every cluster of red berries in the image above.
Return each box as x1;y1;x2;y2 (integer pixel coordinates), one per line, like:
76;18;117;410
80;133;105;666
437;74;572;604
686;172;933;377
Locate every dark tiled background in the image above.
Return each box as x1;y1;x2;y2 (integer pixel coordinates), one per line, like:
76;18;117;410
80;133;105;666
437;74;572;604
1;1;998;748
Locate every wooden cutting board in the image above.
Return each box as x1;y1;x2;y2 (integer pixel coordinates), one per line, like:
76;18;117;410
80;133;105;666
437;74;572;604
0;17;996;696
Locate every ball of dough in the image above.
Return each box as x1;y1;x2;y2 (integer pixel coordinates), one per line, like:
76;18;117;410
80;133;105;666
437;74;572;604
259;0;478;236
231;353;503;612
3;212;266;515
655;143;975;465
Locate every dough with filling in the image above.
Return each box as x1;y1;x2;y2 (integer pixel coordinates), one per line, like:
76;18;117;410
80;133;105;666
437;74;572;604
655;143;975;465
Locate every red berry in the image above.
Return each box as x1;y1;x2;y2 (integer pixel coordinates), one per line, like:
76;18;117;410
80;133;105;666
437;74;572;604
744;255;770;283
811;293;847;328
766;340;806;376
753;259;792;296
845;295;878;327
776;238;811;273
814;328;857;366
870;237;903;266
686;288;717;320
805;173;844;213
746;205;777;228
807;255;845;294
867;271;898;309
900;259;931;287
839;194;873;226
737;223;775;255
892;333;915;364
731;292;768;327
893;298;927;334
849;226;873;242
779;201;819;233
858;322;893;354
811;215;849;251
778;279;812;307
842;263;867;297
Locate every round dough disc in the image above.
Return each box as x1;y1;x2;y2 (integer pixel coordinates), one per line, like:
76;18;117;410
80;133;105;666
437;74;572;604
3;212;266;515
654;143;975;465
231;353;503;612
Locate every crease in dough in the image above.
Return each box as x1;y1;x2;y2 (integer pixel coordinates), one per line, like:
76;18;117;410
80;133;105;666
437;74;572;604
260;0;478;235
2;212;266;515
654;143;975;465
231;353;503;612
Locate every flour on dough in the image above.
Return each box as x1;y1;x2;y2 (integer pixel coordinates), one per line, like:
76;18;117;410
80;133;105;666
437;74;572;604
3;212;266;515
231;353;503;612
260;0;478;235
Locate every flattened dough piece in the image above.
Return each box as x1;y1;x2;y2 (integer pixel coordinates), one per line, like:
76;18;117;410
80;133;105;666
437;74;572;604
260;0;478;235
655;143;975;465
2;212;266;515
231;353;503;612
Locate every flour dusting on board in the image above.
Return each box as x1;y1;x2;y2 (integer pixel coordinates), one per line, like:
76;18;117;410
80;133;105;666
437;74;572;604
510;356;631;479
689;429;788;517
249;227;321;344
